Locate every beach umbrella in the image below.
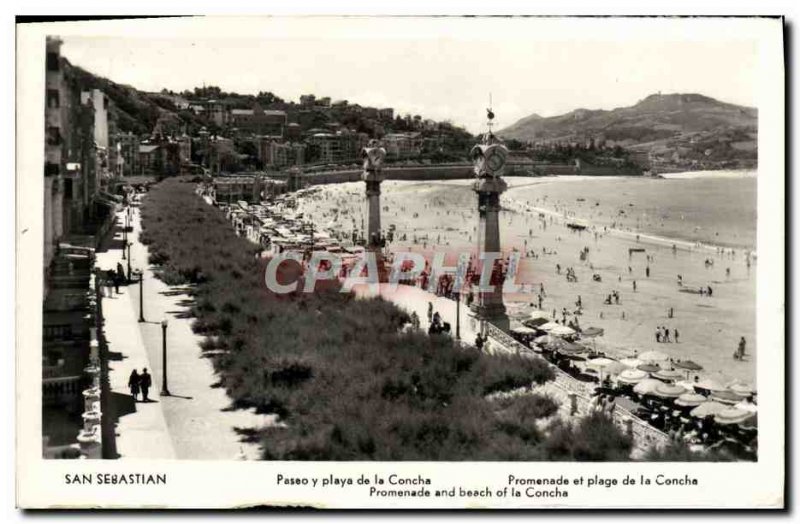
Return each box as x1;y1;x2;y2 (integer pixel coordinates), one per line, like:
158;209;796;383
638;350;669;362
534;334;553;345
694;378;729;392
714;408;753;426
581;326;604;338
620;357;643;369
550;325;576;337
633;378;664;396
637;363;661;373
523;317;549;328
710;390;742;405
690;401;728;418
617;368;648;384
734;400;758;414
652;382;687;399
652;369;684;382
586;358;625;383
528;310;550;320
673;360;703;371
550;339;586;353
729;383;755;397
675;392;708;407
511;326;537;335
580;326;605;351
539;321;561;332
739;414;758;430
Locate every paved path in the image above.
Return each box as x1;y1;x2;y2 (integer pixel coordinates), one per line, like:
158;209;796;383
99;205;274;460
96;231;176;459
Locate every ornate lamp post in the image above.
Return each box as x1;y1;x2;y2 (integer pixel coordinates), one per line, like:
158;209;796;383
160;319;171;396
469;108;510;332
361;140;387;251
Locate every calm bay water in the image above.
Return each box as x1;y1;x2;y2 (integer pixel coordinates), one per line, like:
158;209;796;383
504;170;757;250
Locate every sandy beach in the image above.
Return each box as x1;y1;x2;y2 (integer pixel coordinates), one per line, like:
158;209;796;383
295;172;757;386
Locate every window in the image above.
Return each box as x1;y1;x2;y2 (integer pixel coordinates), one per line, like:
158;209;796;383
103;96;108;110
44;162;59;177
46;126;61;146
46;89;60;109
64;178;73;199
46;52;59;71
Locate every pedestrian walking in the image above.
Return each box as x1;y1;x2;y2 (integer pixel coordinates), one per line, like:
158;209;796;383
105;269;116;297
646;266;650;278
140;368;152;401
128;369;141;401
475;333;484;351
674;329;680;343
632;280;637;292
427;302;433;323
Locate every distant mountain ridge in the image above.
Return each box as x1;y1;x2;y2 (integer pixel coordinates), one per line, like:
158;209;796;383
497;93;757;170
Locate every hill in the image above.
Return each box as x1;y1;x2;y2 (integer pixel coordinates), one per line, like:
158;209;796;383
498;93;757;170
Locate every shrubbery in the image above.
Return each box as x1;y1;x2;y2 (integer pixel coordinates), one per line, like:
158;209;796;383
139;179;645;460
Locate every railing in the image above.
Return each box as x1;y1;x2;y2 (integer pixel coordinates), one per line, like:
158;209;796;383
43;375;83;403
483;322;669;453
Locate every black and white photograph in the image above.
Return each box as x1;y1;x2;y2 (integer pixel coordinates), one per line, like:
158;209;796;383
15;14;785;509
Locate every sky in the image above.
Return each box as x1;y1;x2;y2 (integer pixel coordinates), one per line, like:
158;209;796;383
57;17;764;134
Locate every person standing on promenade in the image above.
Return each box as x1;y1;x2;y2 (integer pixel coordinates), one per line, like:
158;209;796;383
128;369;140;401
427;302;433;323
632;280;637;292
674;329;680;343
738;337;747;359
140;368;152;402
475;333;484;351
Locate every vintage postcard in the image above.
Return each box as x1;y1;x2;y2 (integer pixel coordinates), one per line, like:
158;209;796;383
16;16;785;509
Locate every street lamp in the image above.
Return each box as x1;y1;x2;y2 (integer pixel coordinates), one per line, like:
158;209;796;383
122;212;129;258
160;319;171;396
126;242;132;282
136;270;145;322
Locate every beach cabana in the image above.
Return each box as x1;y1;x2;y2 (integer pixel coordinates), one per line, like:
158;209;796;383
637;363;661;373
675;392;708;408
690;401;728;418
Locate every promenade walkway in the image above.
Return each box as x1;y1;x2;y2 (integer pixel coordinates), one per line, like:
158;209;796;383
98;205;274;460
96;238;175;459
